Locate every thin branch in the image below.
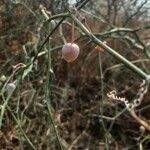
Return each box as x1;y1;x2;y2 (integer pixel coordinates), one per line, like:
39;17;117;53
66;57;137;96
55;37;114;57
70;13;149;79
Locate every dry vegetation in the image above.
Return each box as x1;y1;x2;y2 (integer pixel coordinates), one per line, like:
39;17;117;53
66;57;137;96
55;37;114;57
0;0;150;149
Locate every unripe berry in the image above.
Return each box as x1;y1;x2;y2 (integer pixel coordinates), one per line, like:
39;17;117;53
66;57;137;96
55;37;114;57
6;82;16;93
62;43;80;62
139;126;145;134
0;75;6;82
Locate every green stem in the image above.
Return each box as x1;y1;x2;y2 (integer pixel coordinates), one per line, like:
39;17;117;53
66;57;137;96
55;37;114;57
31;0;89;64
70;14;149;79
47;13;69;22
45;17;63;150
1;77;36;149
98;53;110;150
7;105;36;150
71;20;75;43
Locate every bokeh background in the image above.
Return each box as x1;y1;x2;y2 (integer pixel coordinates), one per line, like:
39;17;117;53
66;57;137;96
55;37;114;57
0;0;150;149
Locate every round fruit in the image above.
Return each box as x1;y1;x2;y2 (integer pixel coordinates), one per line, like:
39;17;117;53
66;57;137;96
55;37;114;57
62;43;80;62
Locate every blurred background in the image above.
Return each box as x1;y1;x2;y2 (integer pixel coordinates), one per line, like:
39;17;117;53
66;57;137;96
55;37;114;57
0;0;150;149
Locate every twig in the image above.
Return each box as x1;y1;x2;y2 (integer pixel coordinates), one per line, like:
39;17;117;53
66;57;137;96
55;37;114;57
70;13;149;79
130;110;150;131
98;53;110;149
42;8;64;150
1;76;36;149
107;80;150;131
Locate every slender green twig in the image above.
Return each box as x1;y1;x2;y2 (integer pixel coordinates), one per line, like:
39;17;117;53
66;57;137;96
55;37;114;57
1;77;36;149
44;11;63;149
6;105;36;150
76;0;90;9
16;84;24;150
0;86;15;128
70;13;149;79
46;13;69;22
32;18;65;63
0;72;21;128
98;53;110;150
45;46;63;149
31;0;89;64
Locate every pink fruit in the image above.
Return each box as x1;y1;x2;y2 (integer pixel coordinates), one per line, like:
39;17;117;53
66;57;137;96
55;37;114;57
62;43;80;62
